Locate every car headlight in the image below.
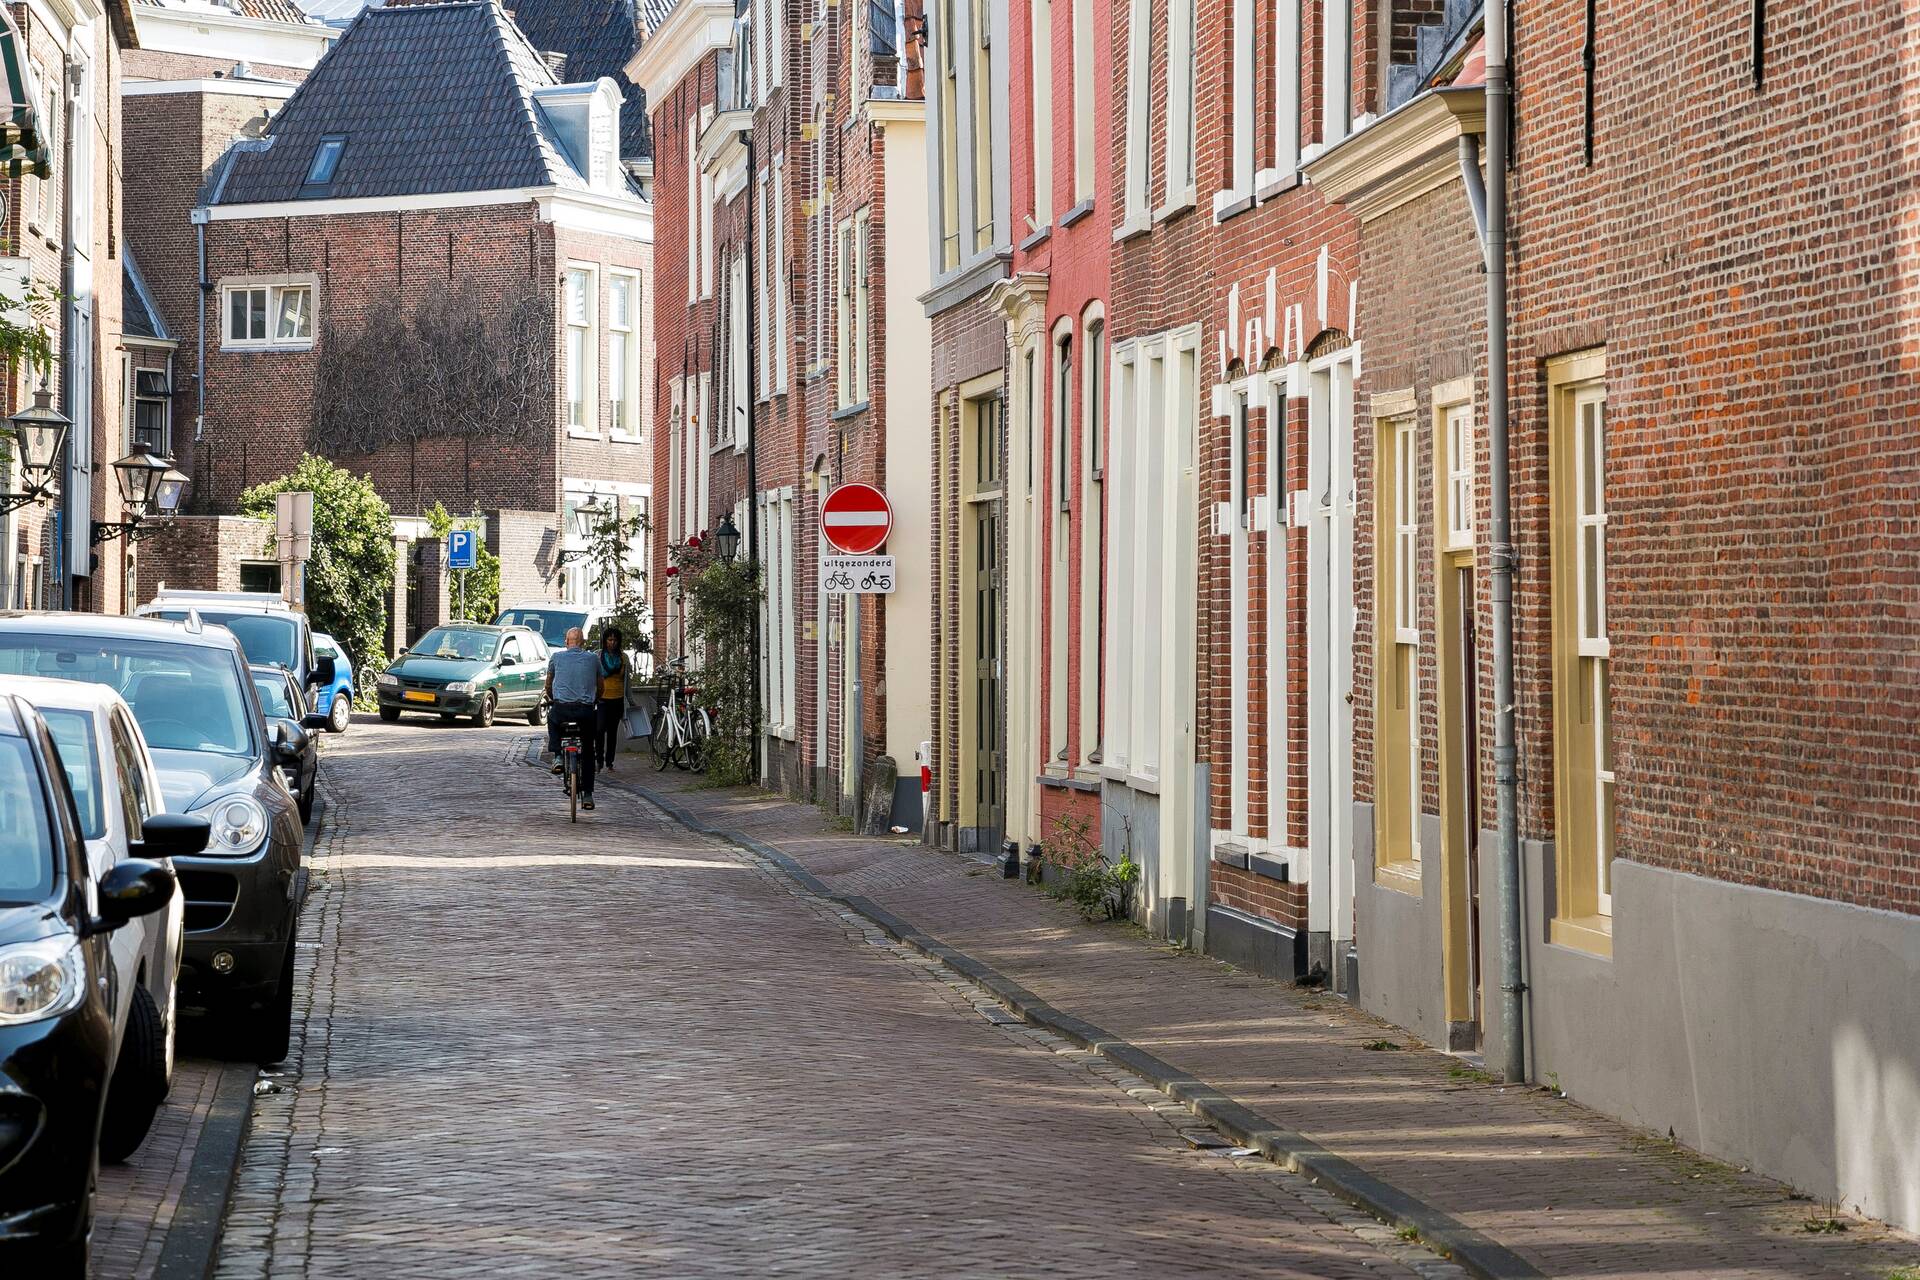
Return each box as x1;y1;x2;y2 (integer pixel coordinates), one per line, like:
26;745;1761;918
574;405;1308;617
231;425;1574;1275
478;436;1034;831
0;938;86;1026
376;673;400;688
445;681;474;694
190;796;270;855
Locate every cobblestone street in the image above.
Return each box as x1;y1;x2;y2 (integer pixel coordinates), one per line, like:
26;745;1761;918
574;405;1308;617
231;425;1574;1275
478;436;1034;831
212;718;1461;1277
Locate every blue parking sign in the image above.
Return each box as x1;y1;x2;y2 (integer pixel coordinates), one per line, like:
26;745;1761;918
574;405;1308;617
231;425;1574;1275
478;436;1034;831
447;528;477;570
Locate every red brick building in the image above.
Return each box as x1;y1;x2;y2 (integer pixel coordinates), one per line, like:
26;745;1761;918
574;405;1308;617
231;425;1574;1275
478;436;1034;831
640;0;932;826
987;0;1111;870
157;0;653;634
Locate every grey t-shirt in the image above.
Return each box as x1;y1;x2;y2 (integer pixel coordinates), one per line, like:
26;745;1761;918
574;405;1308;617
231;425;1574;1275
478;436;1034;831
548;647;600;704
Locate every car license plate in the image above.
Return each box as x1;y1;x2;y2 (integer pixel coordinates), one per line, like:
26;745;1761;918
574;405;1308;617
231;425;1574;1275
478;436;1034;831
402;690;435;703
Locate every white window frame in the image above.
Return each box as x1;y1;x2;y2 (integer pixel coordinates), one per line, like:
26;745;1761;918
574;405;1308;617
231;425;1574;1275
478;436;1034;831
1165;0;1195;207
609;269;642;441
854;208;872;402
1321;0;1352;146
1122;0;1150;226
220;278;316;351
757;169;772;400
1217;0;1255;211
1029;0;1054;230
126;358;171;456
1265;0;1301;191
564;264;599;436
1071;0;1093;204
1443;400;1473;551
1572;383;1611;916
686;117;700;304
1079;310;1105;764
773;156;790;391
835;216;855;407
728;251;748;451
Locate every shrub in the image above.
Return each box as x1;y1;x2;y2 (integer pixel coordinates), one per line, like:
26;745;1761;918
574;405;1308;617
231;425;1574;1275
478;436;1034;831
675;534;760;785
240;455;395;689
423;501;500;623
1040;815;1138;920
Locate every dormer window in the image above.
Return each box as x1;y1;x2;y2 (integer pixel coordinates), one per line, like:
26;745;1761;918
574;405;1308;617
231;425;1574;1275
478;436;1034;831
305;136;347;187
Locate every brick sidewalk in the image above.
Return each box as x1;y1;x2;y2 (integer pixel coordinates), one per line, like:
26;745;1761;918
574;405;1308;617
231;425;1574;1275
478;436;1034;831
93;1057;228;1279
622;768;1920;1280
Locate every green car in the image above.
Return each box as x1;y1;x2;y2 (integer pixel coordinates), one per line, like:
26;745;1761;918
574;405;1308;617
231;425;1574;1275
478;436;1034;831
375;624;552;727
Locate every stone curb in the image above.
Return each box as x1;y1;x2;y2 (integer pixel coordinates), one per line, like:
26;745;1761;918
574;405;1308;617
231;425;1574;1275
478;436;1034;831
153;789;328;1279
150;1063;254;1280
620;778;1545;1280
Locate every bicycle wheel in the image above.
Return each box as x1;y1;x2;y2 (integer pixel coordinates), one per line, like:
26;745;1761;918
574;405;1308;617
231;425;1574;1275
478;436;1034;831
652;717;674;770
684;709;712;773
569;760;578;823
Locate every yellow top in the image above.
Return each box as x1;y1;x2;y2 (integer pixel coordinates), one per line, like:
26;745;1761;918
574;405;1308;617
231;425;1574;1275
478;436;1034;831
599;665;626;700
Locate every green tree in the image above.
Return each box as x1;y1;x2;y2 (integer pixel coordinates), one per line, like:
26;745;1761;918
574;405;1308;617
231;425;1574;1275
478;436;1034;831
423;501;500;623
240;455;395;688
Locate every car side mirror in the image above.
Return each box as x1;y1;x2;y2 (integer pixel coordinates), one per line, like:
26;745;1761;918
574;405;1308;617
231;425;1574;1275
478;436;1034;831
272;719;308;765
311;655;336;686
88;859;176;935
131;812;211;859
302;710;332;731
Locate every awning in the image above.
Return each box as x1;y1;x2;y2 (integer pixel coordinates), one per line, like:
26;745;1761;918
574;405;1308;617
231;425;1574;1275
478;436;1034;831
0;7;50;179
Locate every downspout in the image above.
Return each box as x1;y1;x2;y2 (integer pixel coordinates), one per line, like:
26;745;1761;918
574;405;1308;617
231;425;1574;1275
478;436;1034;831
1485;0;1527;1085
1457;135;1489;264
57;52;76;610
740;127;762;781
195;219;207;444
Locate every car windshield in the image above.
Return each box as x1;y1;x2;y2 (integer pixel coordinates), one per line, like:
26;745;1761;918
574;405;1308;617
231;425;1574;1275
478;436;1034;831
0;737;55;902
253;674;295;719
410;627;499;662
0;635;255;758
495;609;585;649
152;610;299;671
39;707;103;840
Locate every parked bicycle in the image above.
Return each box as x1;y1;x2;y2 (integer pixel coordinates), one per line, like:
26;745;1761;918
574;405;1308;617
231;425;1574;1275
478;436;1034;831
650;660;712;772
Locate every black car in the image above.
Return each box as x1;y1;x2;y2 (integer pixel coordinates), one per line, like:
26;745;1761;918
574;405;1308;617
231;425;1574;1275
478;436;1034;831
0;614;326;1064
251;665;317;823
0;692;188;1272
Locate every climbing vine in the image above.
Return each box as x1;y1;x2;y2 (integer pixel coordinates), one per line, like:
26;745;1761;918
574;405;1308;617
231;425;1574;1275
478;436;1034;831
312;280;553;457
673;533;761;786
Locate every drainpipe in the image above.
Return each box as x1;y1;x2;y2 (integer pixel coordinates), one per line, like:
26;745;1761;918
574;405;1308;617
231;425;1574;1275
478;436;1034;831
739;127;762;781
1457;135;1489;264
57;52;76;610
1485;0;1527;1086
195;220;207;445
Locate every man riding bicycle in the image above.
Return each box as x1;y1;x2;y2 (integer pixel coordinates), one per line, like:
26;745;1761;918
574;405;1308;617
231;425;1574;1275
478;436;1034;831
544;626;600;811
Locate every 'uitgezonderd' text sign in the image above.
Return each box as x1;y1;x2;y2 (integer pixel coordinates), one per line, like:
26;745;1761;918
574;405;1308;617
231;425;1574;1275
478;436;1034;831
820;555;895;595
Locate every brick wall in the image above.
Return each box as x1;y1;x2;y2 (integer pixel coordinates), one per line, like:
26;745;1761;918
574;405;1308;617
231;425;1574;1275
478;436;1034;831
133;514;275;604
196;203;558;516
1507;0;1920;917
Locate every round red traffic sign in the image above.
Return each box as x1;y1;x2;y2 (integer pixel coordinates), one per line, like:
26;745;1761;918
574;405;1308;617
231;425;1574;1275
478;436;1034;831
821;483;893;555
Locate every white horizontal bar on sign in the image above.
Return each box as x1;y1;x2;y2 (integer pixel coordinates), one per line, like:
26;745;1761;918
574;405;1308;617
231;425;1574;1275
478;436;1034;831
822;512;890;525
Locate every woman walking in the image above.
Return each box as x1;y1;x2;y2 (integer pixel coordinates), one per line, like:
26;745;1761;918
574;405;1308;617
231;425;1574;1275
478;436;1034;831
595;626;630;771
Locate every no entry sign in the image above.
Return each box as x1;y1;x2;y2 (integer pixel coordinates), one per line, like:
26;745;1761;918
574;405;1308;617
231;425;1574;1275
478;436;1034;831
821;483;893;555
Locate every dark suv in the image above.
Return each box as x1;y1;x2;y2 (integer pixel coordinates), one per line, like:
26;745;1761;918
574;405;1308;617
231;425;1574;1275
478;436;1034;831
0;692;183;1270
0;614;323;1063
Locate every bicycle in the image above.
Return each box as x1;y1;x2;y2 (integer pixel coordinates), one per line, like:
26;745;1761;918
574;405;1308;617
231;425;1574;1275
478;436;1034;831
649;661;712;772
557;718;585;821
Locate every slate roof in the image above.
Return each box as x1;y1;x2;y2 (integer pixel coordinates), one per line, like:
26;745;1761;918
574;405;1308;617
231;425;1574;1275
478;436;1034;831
503;0;650;160
123;252;171;342
207;0;597;206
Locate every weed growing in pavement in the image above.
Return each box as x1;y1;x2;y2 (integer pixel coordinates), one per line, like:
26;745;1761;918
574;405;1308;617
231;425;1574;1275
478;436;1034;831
1361;1040;1403;1052
1036;815;1138;920
1801;1201;1850;1234
1884;1268;1920;1280
1395;1226;1421;1243
1448;1064;1497;1084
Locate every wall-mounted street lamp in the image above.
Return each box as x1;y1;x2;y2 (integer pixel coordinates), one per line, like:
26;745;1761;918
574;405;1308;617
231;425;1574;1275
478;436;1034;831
559;497;610;565
712;512;741;563
0;385;71;515
92;450;178;544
